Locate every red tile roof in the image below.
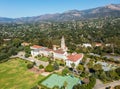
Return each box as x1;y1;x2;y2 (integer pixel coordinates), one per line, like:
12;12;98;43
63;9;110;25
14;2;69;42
45;48;53;51
67;54;83;62
31;45;43;49
95;43;102;46
54;49;65;54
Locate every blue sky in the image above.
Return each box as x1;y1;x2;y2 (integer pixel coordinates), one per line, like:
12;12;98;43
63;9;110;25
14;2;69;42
0;0;120;18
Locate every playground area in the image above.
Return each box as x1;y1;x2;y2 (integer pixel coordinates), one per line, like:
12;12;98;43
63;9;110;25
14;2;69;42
41;74;81;89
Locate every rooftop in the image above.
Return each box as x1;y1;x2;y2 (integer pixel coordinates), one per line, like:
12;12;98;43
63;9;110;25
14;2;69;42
54;49;65;54
30;45;43;49
67;53;83;62
44;48;53;52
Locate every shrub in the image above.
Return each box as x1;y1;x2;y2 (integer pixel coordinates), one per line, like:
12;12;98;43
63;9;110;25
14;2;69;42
27;63;34;69
39;65;44;69
114;85;120;89
31;85;39;89
62;67;69;75
115;67;120;76
53;62;59;70
25;53;30;58
45;64;54;72
53;85;59;89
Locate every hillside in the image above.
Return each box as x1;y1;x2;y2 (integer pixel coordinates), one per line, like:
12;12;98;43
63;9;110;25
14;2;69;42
0;4;120;23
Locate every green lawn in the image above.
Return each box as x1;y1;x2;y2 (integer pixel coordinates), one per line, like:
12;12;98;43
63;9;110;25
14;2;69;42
0;58;44;89
38;56;49;62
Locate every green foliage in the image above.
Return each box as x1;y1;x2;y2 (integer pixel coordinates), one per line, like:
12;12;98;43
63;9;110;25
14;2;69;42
56;60;65;67
8;47;18;55
62;67;69;75
99;71;108;82
45;64;54;72
24;46;31;54
52;85;59;89
93;64;102;71
27;63;34;69
106;70;120;80
73;76;96;89
76;64;84;72
38;56;49;62
53;62;59;70
71;63;75;69
114;85;120;89
95;69;120;82
31;85;39;89
25;53;30;58
115;67;120;76
0;53;9;62
1;17;120;63
39;65;44;69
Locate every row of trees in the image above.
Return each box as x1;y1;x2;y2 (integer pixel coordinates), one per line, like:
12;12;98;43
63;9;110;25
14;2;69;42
0;38;23;62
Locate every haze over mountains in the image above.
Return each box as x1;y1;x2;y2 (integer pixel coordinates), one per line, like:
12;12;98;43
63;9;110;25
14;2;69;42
0;4;120;23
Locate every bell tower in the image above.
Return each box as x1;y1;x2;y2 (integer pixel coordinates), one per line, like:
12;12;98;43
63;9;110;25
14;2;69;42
61;36;66;50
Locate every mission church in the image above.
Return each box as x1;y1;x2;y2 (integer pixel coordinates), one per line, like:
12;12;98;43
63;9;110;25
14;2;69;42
30;36;83;67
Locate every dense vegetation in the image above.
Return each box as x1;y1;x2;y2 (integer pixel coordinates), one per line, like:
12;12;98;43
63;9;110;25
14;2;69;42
73;76;96;89
0;17;120;62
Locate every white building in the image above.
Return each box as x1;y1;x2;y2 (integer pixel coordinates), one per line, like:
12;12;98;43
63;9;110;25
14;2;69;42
66;53;84;67
53;49;67;60
30;36;84;67
30;45;45;57
105;44;111;47
82;43;92;48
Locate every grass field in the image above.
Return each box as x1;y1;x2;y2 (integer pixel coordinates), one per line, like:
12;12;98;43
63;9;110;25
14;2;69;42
41;74;81;89
0;58;44;89
38;56;49;62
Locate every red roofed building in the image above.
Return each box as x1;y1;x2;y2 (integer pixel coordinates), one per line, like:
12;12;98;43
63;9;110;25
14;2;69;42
30;36;84;68
95;43;102;47
40;48;53;57
66;53;84;67
53;49;67;60
30;45;45;57
30;45;43;49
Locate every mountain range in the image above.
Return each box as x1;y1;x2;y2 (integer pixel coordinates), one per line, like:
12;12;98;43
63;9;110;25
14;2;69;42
0;4;120;23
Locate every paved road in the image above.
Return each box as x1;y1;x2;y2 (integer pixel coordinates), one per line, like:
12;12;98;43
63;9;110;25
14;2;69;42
11;55;49;67
89;53;120;61
104;55;120;61
94;79;120;89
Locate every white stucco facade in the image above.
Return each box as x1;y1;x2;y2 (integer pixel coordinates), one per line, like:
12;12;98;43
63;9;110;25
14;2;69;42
53;52;67;60
66;59;81;68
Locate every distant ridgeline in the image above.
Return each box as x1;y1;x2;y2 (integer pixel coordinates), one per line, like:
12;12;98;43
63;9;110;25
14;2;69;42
0;4;120;23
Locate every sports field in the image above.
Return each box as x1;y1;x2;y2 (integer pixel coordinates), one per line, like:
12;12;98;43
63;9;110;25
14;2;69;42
0;58;44;89
41;74;81;89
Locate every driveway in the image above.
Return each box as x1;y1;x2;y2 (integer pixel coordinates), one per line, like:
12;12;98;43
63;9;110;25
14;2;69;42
94;79;120;89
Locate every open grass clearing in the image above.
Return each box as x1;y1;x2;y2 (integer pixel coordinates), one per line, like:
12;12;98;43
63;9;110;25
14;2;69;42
0;58;45;89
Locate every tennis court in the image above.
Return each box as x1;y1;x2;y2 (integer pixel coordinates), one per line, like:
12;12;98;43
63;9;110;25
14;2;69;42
41;74;81;89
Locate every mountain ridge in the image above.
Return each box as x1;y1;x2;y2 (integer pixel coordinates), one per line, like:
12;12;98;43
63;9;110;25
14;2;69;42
0;4;120;23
